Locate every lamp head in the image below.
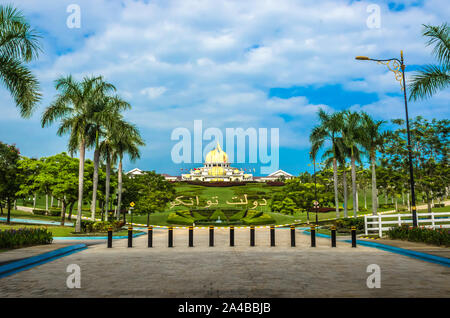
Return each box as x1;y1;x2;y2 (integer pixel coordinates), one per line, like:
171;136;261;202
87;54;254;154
355;56;370;60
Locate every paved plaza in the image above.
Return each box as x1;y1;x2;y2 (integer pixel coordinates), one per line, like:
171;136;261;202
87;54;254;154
1;228;449;297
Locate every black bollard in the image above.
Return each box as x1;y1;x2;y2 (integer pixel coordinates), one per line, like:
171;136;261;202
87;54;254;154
128;226;133;248
270;225;275;247
331;226;336;248
310;225;316;247
107;227;112;248
148;226;153;248
230;226;235;246
250;226;255;246
189;226;194;247
168;226;173;247
209;225;214;247
290;225;296;247
351;226;356;248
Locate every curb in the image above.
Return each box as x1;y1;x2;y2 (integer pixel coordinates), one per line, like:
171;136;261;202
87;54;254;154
0;244;87;279
302;230;450;267
343;239;450;268
53;232;146;240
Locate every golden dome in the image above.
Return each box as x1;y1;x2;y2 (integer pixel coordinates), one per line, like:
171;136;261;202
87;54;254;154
208;166;225;176
205;142;228;163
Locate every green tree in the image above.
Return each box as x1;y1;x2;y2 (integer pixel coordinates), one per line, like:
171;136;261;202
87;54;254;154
310;109;344;218
110;121;145;220
87;94;130;221
122;171;176;225
0;5;41;117
409;23;450;101
341;110;363;217
359;112;386;215
41;75;115;232
16;157;43;209
0;142;21;223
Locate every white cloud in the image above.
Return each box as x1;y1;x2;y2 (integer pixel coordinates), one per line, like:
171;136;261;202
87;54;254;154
1;0;449;172
140;86;167;99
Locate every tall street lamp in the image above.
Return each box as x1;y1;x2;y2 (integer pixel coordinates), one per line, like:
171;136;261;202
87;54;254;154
355;51;418;227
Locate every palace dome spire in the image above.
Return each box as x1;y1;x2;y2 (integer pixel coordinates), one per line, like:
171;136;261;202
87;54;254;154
205;142;228;164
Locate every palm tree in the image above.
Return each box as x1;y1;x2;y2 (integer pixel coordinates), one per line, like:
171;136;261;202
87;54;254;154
341;110;363;217
310;109;343;218
359;112;386;215
111;121;145;220
409;23;450;101
88;95;130;221
0;4;41;117
41;75;115;232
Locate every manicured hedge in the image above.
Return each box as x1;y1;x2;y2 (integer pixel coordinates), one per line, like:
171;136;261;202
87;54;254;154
32;209;47;215
387;225;450;247
242;213;275;225
229;210;246;221
167;212;194;225
210;209;227;221
0;228;53;249
80;220;125;233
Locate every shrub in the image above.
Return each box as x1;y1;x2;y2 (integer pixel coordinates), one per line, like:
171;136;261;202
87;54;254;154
79;220;124;233
32;209;47;215
242;213;275;225
229;210;246;221
210;209;227;221
48;209;61;216
335;217;364;233
0;228;53;249
167;212;194;225
192;212;208;221
387;225;450;246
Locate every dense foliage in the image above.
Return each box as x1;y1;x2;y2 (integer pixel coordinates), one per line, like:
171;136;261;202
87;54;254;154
387;225;449;246
0;227;52;249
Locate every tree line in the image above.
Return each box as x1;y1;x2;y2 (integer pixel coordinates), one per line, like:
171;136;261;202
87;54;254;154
0;5;145;231
309;111;448;217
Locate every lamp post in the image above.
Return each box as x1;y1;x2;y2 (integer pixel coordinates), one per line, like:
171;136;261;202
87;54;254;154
355;51;417;227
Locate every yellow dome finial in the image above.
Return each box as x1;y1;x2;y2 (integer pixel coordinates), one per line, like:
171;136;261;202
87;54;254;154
205;142;228;163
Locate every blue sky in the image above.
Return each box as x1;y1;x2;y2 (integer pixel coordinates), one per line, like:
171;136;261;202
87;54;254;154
1;0;449;176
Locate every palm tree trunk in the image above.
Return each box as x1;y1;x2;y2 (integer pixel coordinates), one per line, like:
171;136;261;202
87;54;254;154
364;188;367;209
351;155;357;217
343;167;348;218
33;193;36;209
51;196;54;207
116;157;123;220
45;194;49;211
333;158;339;218
90;147;100;221
105;153;111;222
75;139;86;233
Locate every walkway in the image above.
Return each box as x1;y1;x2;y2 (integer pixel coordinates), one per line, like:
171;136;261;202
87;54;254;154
0;228;448;297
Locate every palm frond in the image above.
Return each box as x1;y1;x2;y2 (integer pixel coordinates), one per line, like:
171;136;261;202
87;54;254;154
0;55;41;117
422;23;450;67
408;64;450;101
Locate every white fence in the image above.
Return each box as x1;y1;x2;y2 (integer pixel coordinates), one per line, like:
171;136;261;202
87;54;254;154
364;212;450;237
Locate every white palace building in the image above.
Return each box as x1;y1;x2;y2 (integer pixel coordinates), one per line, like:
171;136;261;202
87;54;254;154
126;143;293;182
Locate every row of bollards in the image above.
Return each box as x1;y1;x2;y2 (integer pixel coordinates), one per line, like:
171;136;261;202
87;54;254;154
107;225;357;248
